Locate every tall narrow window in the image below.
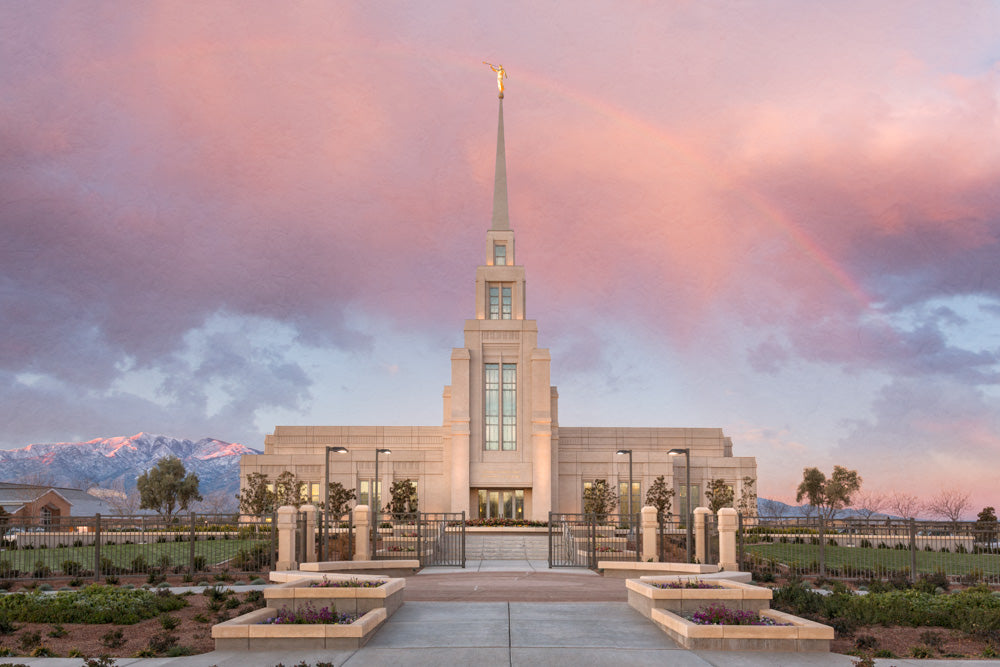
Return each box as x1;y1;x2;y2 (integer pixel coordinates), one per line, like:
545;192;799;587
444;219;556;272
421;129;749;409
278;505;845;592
485;362;516;450
487;284;512;319
484;363;500;450
493;243;506;266
501;363;516;450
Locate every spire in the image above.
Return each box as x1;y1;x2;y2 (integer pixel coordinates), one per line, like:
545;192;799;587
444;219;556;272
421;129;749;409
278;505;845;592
491;98;510;231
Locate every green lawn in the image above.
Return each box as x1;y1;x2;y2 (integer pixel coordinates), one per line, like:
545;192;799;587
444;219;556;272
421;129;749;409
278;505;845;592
0;538;270;575
745;541;1000;577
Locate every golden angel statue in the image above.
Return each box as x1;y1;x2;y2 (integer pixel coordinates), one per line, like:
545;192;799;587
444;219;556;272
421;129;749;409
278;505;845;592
483;61;507;98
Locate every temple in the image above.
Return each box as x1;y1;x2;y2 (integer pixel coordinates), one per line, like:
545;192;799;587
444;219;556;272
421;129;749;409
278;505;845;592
239;98;756;521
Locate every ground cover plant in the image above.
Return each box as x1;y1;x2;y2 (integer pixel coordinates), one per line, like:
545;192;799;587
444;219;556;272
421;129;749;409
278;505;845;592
651;580;723;589
264;604;358;625
309;577;385;588
0;583;265;658
687;604;788;626
768;576;1000;658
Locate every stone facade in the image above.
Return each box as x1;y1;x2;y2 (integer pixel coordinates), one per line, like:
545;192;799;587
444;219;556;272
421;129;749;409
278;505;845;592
240;99;756;520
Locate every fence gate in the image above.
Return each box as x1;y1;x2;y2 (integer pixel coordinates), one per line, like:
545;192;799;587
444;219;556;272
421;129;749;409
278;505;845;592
548;513;640;568
371;512;465;567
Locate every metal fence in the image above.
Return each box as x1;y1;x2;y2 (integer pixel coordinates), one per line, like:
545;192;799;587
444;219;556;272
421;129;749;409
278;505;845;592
657;515;689;563
548;513;640;568
0;513;276;582
317;510;354;562
371;512;465;567
739;516;1000;584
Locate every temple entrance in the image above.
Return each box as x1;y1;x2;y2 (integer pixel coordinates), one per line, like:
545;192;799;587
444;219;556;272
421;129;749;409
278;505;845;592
475;488;525;520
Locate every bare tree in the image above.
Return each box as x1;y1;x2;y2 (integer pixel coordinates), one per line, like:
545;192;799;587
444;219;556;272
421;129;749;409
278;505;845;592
926;489;971;524
197;489;238;515
97;478;142;515
853;490;887;520
888;491;923;520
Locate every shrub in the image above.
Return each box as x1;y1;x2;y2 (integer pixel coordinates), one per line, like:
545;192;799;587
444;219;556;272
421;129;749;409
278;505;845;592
0;614;18;635
854;634;879;651
192;555;206;571
232;543;270;571
104;574;119;585
147;631;178;654
101;629;126;648
47;624;68;638
919;630;945;650
60;560;83;576
159;613;180;630
99;557;115;575
18;629;42;651
910;645;932;658
130;555;149;573
30;645;55;657
31;560;52;578
859;539;872;548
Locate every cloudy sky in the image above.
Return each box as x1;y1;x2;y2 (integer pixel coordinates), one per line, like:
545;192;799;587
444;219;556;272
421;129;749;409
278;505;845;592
3;2;999;511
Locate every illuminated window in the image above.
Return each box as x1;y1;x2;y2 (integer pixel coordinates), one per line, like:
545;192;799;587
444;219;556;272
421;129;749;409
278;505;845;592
494;243;507;266
488;284;512;319
485;363;516;450
618;482;641;516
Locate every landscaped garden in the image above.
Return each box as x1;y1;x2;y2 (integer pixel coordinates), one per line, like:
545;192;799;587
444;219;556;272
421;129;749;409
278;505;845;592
766;574;1000;659
0;582;267;658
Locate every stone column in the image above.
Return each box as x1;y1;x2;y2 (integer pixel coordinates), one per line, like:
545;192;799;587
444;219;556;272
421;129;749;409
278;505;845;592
641;506;658;562
693;507;710;565
275;505;299;571
353;504;371;561
717;508;738;571
300;504;317;564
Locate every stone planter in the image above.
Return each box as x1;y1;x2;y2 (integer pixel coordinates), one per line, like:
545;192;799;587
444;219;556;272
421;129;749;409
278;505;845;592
212;606;386;650
627;578;771;617
649;607;833;652
265;574;405;617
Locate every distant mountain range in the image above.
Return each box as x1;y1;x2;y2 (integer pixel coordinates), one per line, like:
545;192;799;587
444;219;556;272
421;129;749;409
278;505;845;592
0;433;260;497
757;497;882;519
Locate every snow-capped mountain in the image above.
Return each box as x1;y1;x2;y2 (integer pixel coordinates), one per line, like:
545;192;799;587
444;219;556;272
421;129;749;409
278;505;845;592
0;433;259;495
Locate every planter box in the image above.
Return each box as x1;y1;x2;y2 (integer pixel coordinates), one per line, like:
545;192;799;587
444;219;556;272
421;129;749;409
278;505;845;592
599;561;724;579
650;607;833;652
627;578;771;617
212;606;386;651
294;560;420;577
266;574;405;618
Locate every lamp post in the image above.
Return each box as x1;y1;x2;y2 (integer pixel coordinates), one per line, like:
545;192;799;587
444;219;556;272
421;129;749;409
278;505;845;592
668;448;692;563
373;449;391;519
322;446;348;561
616;449;633;518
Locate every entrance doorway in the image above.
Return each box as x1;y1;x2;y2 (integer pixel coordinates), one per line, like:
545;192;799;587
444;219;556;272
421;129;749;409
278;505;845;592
475;489;524;520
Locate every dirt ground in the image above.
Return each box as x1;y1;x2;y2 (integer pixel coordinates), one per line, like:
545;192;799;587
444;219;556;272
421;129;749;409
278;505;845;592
832;626;993;660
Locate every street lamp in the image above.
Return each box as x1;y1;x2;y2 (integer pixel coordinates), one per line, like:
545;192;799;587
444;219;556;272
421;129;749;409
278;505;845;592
616;449;633;519
373;449;391;519
322;447;348;561
668;448;693;563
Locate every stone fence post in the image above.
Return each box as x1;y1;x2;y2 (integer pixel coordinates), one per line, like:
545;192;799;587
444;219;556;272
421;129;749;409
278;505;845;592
693;507;710;565
641;506;658;562
300;504;317;564
353;504;371;561
717;507;738;571
275;505;299;571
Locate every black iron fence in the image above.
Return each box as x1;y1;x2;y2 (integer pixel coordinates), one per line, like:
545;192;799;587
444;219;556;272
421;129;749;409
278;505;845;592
739;516;1000;584
316;510;354;562
0;513;276;582
548;513;641;568
371;512;465;567
657;515;689;563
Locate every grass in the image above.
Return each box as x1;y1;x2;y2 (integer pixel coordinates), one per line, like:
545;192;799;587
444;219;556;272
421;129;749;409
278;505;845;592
0;538;269;574
745;542;1000;577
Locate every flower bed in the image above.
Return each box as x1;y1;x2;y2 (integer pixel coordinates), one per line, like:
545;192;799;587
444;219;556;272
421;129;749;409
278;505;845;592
263;603;357;625
687;604;789;626
627;577;772;617
265;574;404;618
651;606;833;651
212;606;386;650
652;580;724;589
